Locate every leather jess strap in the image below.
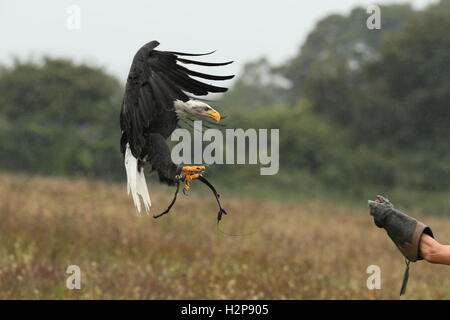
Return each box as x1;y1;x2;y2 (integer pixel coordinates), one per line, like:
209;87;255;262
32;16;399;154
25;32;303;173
400;259;411;296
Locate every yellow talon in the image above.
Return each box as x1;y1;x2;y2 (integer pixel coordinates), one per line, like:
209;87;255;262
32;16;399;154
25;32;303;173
182;169;203;191
182;166;205;174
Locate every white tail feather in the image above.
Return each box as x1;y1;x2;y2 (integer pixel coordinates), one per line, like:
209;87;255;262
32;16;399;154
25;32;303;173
125;144;151;214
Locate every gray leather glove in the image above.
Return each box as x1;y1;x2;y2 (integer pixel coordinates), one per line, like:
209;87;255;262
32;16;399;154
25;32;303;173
368;195;433;262
368;195;434;295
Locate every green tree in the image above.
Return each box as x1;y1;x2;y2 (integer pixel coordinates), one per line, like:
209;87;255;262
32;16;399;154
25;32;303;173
222;57;288;111
359;5;450;149
280;4;416;103
0;57;124;178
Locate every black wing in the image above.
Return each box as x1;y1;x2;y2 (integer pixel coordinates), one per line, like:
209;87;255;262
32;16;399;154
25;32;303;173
120;40;234;158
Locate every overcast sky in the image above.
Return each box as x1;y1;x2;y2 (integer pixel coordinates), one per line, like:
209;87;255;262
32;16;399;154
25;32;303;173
0;0;437;83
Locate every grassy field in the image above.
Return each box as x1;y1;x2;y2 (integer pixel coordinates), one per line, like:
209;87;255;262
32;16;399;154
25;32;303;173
0;173;449;299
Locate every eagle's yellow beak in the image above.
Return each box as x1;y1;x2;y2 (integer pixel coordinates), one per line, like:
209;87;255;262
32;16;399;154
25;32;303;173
206;110;221;122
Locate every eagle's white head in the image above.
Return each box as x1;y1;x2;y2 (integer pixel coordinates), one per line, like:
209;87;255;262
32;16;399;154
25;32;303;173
174;100;221;122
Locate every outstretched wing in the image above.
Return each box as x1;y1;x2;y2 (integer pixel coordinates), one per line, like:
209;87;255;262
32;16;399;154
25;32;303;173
120;41;234;158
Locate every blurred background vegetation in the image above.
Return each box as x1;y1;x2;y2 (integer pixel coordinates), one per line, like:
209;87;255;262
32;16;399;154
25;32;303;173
1;1;449;214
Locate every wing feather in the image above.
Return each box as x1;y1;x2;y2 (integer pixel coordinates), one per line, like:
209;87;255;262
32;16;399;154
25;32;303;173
175;64;235;81
162;50;216;56
177;57;233;67
148;76;173;112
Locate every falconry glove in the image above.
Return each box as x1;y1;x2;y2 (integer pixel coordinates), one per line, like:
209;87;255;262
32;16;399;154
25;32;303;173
368;195;434;295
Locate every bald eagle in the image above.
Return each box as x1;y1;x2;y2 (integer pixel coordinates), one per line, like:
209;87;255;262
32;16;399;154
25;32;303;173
120;40;233;219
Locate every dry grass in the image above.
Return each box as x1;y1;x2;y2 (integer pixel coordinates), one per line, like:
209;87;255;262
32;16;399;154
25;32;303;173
0;173;449;299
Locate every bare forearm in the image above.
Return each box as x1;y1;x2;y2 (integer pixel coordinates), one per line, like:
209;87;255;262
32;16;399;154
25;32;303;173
420;234;450;265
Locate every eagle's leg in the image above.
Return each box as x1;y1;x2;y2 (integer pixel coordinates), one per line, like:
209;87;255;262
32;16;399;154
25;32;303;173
181;166;205;191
